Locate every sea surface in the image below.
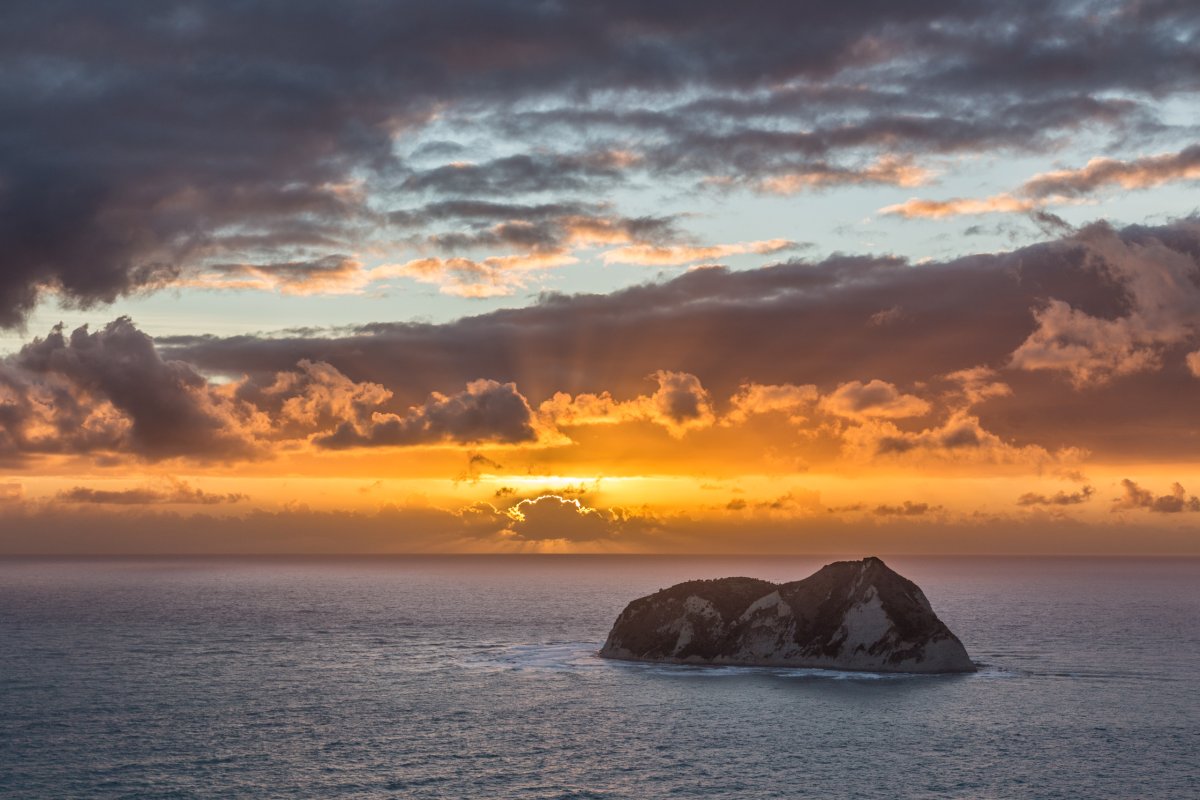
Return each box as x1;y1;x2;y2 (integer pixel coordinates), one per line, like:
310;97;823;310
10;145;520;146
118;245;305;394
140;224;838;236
1;555;1197;799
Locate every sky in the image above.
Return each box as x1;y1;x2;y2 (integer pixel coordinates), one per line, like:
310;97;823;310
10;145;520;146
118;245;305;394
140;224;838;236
1;0;1199;554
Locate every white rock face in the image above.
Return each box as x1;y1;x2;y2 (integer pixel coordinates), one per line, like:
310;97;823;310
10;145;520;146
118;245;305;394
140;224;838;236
600;557;976;673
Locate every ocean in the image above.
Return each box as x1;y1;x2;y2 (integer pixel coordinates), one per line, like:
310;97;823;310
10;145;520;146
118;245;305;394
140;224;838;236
1;555;1196;799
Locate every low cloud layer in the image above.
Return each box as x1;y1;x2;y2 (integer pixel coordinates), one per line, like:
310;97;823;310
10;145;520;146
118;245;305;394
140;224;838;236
1;219;1193;465
57;480;245;506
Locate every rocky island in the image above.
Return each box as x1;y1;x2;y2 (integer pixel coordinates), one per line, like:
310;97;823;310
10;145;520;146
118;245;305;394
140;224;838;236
600;557;976;673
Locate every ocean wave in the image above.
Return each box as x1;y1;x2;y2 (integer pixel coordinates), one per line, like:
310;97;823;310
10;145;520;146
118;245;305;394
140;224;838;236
464;642;1017;681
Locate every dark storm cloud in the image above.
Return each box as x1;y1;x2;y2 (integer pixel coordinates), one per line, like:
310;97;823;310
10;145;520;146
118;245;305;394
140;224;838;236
0;319;548;461
1;0;1197;324
2;317;254;459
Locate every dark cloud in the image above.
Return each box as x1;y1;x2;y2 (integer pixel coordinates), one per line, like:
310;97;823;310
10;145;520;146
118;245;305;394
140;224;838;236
413;205;681;255
0;498;1197;555
0;319;549;461
314;380;541;449
57;480;245;505
401;152;630;197
500;495;658;543
2;317;255;460
0;0;1197;324
0;229;1197;467
158;219;1200;460
1017;487;1095;506
1112;479;1200;513
873;502;940;517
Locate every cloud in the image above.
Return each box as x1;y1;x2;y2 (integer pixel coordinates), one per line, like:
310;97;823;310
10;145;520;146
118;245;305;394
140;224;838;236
191;257;369;295
1022;145;1200;198
1008;221;1200;386
539;370;716;438
881;194;1039;220
1017;486;1095;506
157;218;1200;463
725;383;819;425
843;411;1079;469
601;239;797;267
1;1;1197;324
497;495;655;543
400;151;633;196
0;318;568;460
57;480;245;506
1186;350;1200;377
819;380;930;420
3;499;1198;555
873;501;939;517
881;144;1200;220
756;155;933;194
249;359;392;436
315;379;545;449
943;367;1013;407
1;317;261;460
419;208;680;253
377;252;578;298
1112;479;1200;513
752;490;824;514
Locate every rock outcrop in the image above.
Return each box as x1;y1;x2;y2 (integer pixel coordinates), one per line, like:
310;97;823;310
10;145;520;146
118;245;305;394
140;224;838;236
599;557;975;673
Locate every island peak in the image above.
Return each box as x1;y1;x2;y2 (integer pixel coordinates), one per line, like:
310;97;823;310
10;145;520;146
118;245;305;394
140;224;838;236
599;557;975;673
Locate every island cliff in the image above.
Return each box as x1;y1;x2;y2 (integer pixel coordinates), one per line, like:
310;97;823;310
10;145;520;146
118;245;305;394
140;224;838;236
599;557;976;673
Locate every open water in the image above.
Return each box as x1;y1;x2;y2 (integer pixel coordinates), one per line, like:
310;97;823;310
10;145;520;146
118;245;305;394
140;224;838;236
1;555;1197;798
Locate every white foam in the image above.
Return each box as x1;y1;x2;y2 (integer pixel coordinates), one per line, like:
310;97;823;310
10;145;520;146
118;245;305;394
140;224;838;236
465;643;1012;681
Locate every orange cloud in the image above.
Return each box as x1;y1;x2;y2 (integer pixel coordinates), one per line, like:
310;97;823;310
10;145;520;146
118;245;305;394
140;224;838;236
498;494;655;543
839;411;1083;470
880;193;1038;219
1008;224;1200;386
316;379;552;449
540;370;716;438
724;383;819;424
376;251;578;297
601;238;795;266
1186;350;1200;378
1023;146;1200;197
57;479;245;506
881;145;1200;220
760;155;933;194
1112;479;1200;514
1017;486;1094;506
819;379;930;421
190;256;369;295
